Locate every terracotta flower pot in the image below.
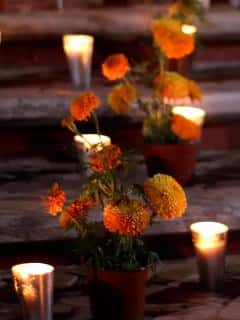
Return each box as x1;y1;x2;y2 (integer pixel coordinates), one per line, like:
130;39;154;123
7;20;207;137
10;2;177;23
143;143;197;185
87;268;147;320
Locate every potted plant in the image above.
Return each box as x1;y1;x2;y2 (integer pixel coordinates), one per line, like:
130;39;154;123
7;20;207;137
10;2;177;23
44;91;187;320
101;13;205;185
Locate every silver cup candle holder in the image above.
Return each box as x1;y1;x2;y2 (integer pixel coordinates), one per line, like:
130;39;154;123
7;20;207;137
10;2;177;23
74;134;111;175
190;222;229;292
12;263;54;320
63;35;94;90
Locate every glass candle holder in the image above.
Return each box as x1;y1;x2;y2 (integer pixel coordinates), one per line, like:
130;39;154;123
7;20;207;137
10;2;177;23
190;222;228;291
74;134;111;175
172;106;206;140
182;24;197;35
63;34;94;90
12;263;54;320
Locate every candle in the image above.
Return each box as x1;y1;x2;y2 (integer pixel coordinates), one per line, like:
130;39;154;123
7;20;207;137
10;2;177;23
190;222;228;291
172;106;206;126
12;263;54;320
63;34;94;90
182;24;197;35
74;134;111;152
74;134;111;175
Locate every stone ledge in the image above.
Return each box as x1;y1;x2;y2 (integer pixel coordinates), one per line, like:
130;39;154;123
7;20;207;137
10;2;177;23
0;80;239;124
1;150;240;245
1;5;240;41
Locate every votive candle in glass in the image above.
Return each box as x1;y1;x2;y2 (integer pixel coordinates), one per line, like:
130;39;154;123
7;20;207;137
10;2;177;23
12;263;54;320
172;106;206;140
63;34;94;90
74;134;111;174
190;222;228;291
182;24;197;35
74;134;111;152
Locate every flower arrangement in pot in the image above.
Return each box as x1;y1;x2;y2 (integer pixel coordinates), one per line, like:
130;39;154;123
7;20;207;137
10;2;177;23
44;92;187;320
101;13;205;185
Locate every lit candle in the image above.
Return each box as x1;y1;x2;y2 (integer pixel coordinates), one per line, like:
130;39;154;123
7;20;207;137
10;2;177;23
12;263;54;320
182;24;197;35
172;106;206;126
190;222;228;291
63;34;94;90
74;134;111;152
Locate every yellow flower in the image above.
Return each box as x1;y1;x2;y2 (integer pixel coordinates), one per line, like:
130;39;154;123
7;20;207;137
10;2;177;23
44;183;66;216
151;18;194;59
102;54;130;81
70;92;100;121
144;174;187;220
171;114;201;141
188;80;202;101
108;83;137;113
89;144;122;173
103;200;150;236
155;71;189;100
154;72;202;102
59;198;95;229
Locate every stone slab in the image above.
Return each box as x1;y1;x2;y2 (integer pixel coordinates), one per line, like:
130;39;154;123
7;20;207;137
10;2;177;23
0;5;240;41
0;80;239;123
1;255;240;319
1;150;240;245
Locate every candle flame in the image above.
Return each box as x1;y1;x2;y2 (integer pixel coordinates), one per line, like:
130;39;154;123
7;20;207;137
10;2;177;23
12;263;54;279
182;24;197;35
63;34;94;55
190;222;228;249
74;134;111;151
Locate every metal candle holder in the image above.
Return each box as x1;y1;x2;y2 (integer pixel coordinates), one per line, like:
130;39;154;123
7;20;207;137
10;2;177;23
74;134;111;175
190;222;228;292
12;263;54;320
63;35;94;90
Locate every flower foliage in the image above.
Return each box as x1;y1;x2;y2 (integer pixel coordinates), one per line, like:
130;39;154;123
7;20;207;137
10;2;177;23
108;83;137;113
151;18;195;59
103;200;150;236
154;71;202;102
44;183;66;216
102;54;130;81
44;90;188;270
144;174;187;220
89;144;122;173
70;92;100;121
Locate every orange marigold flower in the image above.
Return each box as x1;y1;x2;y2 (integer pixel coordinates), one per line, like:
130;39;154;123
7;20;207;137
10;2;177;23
103;200;150;236
89;144;122;173
151;18;194;59
188;80;202;101
144;174;187;220
102;54;130;81
108;83;137;113
171;114;201;141
70;92;100;121
44;183;66;216
59;197;95;229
